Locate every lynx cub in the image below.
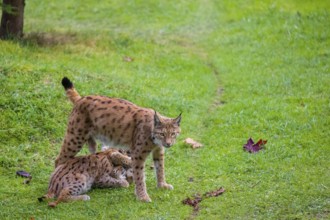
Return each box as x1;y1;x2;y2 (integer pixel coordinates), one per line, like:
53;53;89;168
55;77;181;202
39;149;132;207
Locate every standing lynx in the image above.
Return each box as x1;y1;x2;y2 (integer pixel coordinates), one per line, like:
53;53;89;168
55;77;181;202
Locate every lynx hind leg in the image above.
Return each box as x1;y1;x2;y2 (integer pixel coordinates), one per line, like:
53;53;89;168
49;173;91;207
55;132;87;167
55;115;90;167
48;187;90;208
38;193;55;202
54;103;94;167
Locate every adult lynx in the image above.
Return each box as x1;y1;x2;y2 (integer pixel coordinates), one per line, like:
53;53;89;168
55;77;181;202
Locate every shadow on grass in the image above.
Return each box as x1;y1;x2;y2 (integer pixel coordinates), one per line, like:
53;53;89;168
21;32;77;47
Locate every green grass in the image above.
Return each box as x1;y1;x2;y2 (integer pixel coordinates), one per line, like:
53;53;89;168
1;0;329;219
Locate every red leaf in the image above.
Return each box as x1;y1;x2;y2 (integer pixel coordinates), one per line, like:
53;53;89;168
243;137;267;153
256;139;267;146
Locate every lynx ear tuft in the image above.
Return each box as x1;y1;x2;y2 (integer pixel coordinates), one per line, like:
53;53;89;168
174;113;182;126
154;110;162;126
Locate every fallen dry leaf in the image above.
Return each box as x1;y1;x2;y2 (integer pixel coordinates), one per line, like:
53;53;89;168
123;56;134;62
204;187;225;197
182;194;202;211
16;170;32;184
16;170;32;178
243;138;267;153
184;138;203;149
182;187;225;212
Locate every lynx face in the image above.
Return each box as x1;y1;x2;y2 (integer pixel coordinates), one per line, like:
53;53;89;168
152;113;181;148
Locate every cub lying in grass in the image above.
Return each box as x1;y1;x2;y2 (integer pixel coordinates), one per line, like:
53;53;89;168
38;149;132;207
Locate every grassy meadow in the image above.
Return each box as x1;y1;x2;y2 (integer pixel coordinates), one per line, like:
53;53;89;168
0;0;329;219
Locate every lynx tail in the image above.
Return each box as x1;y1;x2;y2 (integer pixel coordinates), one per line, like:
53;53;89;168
61;77;81;104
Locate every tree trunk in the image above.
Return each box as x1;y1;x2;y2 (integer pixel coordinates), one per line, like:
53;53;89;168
0;0;25;39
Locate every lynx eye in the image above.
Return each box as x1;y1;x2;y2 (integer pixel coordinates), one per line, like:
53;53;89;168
171;133;176;137
158;133;165;137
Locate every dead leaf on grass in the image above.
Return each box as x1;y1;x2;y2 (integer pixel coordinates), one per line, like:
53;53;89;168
184;138;203;149
16;170;32;184
182;187;225;212
204;187;225;197
243;137;267;153
182;194;203;211
123;56;134;62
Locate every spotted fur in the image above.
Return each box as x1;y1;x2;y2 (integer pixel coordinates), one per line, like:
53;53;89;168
56;77;182;202
39;149;132;207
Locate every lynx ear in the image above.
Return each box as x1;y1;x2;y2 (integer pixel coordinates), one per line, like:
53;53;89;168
174;113;182;126
154;111;162;126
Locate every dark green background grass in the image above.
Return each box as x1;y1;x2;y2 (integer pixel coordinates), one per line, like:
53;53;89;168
0;0;329;219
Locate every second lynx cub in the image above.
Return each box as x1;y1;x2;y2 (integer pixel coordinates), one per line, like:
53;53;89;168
55;77;182;202
39;149;132;207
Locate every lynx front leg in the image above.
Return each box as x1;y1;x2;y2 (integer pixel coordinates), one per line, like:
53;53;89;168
111;152;132;167
132;149;151;202
153;147;173;190
94;174;129;188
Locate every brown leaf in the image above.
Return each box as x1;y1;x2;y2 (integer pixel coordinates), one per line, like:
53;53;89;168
123;56;134;62
182;194;202;211
204;187;225;197
184;138;203;149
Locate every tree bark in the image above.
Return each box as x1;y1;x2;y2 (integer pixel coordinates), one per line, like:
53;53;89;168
0;0;25;39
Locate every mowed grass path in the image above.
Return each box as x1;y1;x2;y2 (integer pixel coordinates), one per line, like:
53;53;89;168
0;0;329;219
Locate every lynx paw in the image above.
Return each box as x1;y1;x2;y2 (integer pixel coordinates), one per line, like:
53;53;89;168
135;190;152;202
48;202;57;208
120;180;130;188
158;183;174;190
138;195;152;203
82;195;90;201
